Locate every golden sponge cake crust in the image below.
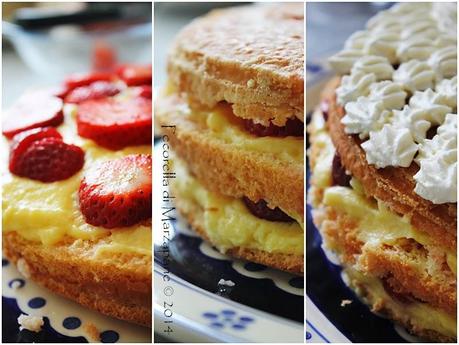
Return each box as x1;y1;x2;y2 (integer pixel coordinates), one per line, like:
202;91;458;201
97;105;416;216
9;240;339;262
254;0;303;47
3;232;152;327
345;268;455;343
308;91;457;342
172;189;304;274
167;3;304;126
157;93;304;221
312;205;456;316
308;112;456;342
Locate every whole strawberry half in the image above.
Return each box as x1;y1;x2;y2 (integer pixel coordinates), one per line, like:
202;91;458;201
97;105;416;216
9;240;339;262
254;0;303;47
2;91;64;139
10;136;85;183
78;154;152;228
65;81;121;104
117;64;152;86
77;97;152;150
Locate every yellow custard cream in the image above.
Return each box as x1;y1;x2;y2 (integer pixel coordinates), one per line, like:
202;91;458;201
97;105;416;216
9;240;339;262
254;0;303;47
345;268;456;339
172;160;303;256
323;184;456;265
2;99;151;257
192;103;303;163
309;109;457;269
161;87;303;164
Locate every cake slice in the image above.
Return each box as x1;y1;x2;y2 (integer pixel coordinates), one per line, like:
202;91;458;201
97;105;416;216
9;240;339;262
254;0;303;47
308;3;457;342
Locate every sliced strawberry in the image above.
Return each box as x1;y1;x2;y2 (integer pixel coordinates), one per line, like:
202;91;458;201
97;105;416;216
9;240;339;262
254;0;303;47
9;127;62;172
65;81;121;104
78;154;152;228
38;85;69;100
135;85;152;99
10;137;84;182
117;64;152;86
65;71;115;92
77;97;152;149
2;91;64;139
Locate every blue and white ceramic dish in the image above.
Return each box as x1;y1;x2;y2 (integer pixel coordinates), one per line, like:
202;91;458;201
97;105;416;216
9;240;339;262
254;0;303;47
2;257;151;343
305;62;423;343
153;143;304;343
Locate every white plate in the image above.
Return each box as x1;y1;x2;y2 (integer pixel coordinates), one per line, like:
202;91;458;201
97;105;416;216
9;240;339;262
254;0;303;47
153;140;304;343
2;257;151;343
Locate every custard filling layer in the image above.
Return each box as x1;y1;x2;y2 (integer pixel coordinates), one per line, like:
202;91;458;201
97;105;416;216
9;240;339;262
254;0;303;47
173;159;304;256
309;108;456;270
345;268;456;339
2;96;152;257
309;107;456;336
159;87;303;164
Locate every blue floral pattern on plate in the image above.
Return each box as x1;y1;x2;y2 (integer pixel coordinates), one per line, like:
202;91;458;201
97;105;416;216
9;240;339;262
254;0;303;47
202;310;255;330
2;257;150;343
153;140;304;342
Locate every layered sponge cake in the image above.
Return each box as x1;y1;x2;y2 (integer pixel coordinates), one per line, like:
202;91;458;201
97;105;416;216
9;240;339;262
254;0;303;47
156;3;304;274
308;3;456;342
2;67;152;327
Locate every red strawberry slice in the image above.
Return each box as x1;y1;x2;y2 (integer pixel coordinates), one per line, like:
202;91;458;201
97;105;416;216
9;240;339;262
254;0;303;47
38;85;69;100
2;91;64;139
65;71;114;91
135;85;152;99
65;81;121;104
10;137;85;182
78;154;152;228
9;127;62;172
77;97;152;150
117;64;152;86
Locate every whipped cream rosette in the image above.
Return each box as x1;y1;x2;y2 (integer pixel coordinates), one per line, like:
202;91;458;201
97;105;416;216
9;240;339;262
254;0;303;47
308;3;458;342
329;2;457;204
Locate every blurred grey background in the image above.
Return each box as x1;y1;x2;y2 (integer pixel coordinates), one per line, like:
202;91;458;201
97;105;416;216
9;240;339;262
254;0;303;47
154;2;249;88
2;2;151;108
306;2;393;61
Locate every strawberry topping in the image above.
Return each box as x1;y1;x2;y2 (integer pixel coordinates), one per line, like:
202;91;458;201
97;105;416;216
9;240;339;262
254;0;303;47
2;91;64;139
243;117;304;137
65;71;115;92
92;40;117;72
9;127;62;171
242;197;294;222
78;154;152;228
117;64;152;86
65;81;121;104
135;85;152;99
10;135;84;183
77;97;152;150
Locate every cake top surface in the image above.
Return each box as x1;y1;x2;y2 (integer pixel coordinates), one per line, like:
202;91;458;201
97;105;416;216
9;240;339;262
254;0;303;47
329;2;457;204
166;3;305;126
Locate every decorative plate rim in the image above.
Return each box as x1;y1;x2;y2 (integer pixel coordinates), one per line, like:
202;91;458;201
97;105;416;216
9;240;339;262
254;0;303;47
154;263;304;343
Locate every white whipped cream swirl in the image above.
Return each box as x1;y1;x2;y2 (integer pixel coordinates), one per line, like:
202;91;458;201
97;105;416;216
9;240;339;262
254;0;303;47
409;89;452;124
368;81;407;110
351;56;394;80
428;46;457;81
336;71;376;105
393;60;435;93
342;97;391;139
436;77;457;109
392;106;432;143
328;3;457;204
397;37;435;62
414;114;457;203
361;125;418;168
